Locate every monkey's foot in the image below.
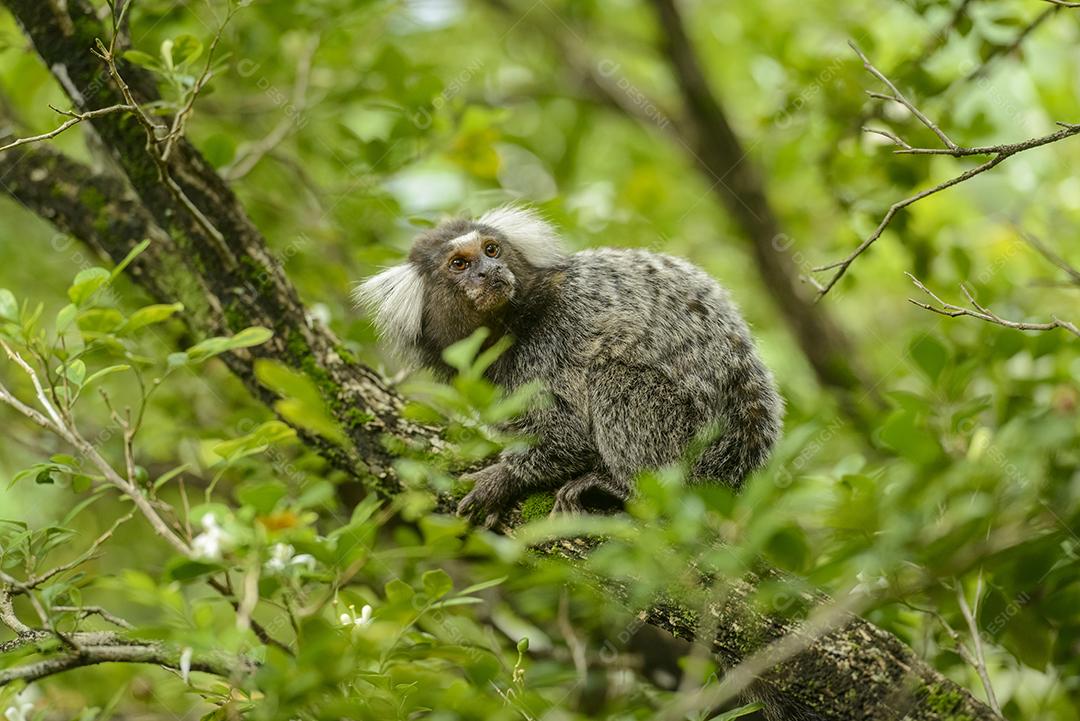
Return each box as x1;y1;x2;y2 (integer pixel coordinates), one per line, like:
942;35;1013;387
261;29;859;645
457;462;511;528
550;472;629;517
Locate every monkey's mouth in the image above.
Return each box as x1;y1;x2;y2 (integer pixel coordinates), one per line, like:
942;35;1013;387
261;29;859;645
466;277;515;313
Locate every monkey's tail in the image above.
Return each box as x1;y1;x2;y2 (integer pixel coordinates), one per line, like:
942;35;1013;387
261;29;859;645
692;357;783;487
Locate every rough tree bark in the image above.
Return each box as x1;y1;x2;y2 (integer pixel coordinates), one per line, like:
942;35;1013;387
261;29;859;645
0;2;995;719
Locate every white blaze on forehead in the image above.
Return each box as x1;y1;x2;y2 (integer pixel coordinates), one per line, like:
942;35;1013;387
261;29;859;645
448;230;481;248
478;205;565;267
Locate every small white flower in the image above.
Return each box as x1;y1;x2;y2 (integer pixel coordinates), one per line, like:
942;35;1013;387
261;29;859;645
191;513;232;561
265;543;295;573
179;646;193;684
3;689;36;721
339;603;373;628
265;544;317;574
4;704;33;721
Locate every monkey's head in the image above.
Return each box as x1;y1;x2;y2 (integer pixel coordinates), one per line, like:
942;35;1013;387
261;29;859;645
354;205;565;366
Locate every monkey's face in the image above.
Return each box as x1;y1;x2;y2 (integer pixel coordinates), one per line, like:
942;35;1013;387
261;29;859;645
436;229;518;314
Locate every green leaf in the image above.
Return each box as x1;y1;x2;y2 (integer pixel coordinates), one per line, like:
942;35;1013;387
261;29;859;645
385;578;414;603
212;420;295;462
57;359;86;387
67;267;111;306
62;490;107;524
236;480;288;515
0;288;17;320
171;34;203;69
55;303;78;333
295;480;334;510
70;474;93;493
109;239;151;282
164;557;222;582
255;359;346;446
442;328;490;373
456;576;506;595
184;326;273;363
83;364;130;389
909;334;948;383
421;569;453;599
76;308;125;333
153;463;190;490
124;303;183;332
123;49;161;70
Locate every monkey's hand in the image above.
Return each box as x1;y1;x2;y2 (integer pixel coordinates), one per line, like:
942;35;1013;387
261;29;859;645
457;462;513;528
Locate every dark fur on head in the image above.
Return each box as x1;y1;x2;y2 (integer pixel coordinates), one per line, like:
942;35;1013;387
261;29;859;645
405;217;556;374
353;205;565;371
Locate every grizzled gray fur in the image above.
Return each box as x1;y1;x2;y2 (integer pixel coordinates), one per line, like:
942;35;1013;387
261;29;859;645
355;206;783;525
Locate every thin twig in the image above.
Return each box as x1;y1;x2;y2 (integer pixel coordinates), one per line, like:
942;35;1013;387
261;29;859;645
907;273;1080;338
0;104;134;153
956;577;1002;715
50;605;135;629
0;342;193;556
90;38;236;269
9;511;135;594
160;5;240;161
849;41;957;150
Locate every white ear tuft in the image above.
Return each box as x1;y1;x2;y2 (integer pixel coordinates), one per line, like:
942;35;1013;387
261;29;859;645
352;263;425;362
478;204;565;267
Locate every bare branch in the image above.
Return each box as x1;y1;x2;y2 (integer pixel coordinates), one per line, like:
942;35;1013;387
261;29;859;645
956;577;1002;716
812;45;1080;297
907;273;1080;338
0;104;134;153
849;41;958;150
1043;0;1080;6
0;642;247;686
50;606;134;630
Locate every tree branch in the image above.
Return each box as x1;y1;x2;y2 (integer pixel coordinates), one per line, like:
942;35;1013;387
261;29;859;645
812;43;1080;298
906;273;1079;338
0;642;245;685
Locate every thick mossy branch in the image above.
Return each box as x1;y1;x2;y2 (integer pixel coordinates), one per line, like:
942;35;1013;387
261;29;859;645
0;2;998;719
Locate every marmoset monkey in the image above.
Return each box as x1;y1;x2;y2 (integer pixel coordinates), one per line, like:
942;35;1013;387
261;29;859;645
355;206;782;525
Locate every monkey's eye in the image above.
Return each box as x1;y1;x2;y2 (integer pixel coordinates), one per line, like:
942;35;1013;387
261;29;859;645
483;242;500;258
449;257;468;271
